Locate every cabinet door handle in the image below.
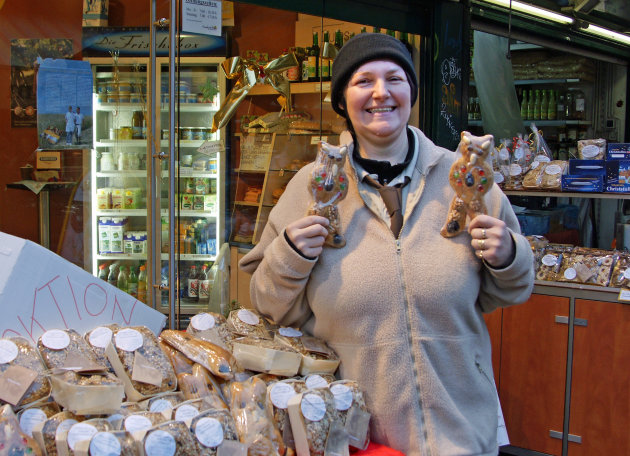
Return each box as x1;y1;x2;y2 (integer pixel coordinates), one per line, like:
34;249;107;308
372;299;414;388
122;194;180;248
549;430;582;443
554;315;588;327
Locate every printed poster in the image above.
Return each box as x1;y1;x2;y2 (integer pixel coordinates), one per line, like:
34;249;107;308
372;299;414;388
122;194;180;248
36;59;93;150
10;39;73;128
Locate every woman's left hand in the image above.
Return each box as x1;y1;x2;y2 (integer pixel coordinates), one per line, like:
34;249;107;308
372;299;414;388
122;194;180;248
468;215;515;268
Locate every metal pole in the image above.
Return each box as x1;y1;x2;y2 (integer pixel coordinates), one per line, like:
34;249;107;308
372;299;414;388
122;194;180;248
168;0;178;329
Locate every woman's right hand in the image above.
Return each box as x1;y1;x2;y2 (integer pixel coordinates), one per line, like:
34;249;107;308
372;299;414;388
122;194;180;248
285;215;330;258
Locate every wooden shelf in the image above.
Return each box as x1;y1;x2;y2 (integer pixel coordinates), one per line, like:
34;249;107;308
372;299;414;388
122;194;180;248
503;190;630;199
248;81;331;96
534;281;623;303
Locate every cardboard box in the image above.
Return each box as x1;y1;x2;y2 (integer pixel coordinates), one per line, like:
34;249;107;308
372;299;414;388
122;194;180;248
568;159;606;176
0;232;166;343
605;160;630;193
606;143;630;160
36;151;61;170
561;175;604;193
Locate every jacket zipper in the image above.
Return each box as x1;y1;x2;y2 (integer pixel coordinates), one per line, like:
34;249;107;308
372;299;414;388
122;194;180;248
397;245;431;455
476;360;495;390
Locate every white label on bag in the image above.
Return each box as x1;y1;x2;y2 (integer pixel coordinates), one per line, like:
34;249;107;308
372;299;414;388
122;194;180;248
149;399;172;413
330;384;353;411
115;328;143;352
499;147;509;161
175;404;199;422
624;268;630;280
89;326;113;349
581;145;599;158
530;160;540;170
237;309;259;326
278;327;302;338
509;164;522;176
56;419;78;438
195;417;224;448
305;374;329;389
270;382;297;409
542;254;558;267
144;430;176;456
564;268;577;280
67;423;98;450
19;408;47;437
191;313;216;331
90;432;122;456
124;415;153;432
41;329;70;350
301;393;327;421
535;154;551;163
493;171;504;184
514;147;524;160
0;340;18;364
545;164;562;175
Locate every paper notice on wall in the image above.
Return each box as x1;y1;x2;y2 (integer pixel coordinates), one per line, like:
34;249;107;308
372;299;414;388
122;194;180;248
182;0;222;37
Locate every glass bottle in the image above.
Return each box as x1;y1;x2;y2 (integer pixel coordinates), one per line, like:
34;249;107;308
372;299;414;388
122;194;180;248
321;31;331;81
474;97;481;120
547;90;556;120
520;90;528;119
540;90;548;121
556;90;565;121
137;264;147;303
98;263;108;281
574;88;586;120
533;89;541;120
107;262;118;288
527;90;534;120
308;32;319;82
117;265;128;293
334;29;344;51
565;90;575;120
127;266;138;298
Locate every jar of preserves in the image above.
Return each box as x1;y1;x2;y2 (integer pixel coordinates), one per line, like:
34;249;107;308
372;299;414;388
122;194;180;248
573;88;586;121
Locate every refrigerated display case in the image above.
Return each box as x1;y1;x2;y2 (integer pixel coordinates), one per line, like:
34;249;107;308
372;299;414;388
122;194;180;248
87;56;226;326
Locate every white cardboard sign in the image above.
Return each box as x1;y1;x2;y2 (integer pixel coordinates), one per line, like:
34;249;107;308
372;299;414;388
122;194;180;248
0;232;166;343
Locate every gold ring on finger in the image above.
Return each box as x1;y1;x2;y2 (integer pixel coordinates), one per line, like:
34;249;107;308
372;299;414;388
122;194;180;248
478;250;483;259
482;229;487;239
478;239;485;250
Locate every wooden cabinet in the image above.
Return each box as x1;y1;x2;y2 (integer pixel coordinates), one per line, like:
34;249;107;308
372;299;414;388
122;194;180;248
232;132;338;245
499;294;569;456
496;285;629;456
568;299;630;455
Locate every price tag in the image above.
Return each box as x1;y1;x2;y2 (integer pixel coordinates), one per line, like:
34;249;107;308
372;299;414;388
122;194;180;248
198;140;224;157
0;365;37;406
618;289;630;302
132;352;163;386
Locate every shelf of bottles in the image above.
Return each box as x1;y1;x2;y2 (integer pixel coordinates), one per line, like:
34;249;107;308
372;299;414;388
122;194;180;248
89;58;224;314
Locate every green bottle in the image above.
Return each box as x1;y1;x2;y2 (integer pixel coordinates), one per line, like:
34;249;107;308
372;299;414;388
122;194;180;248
540;89;549;121
520;90;529;119
308;32;319;82
321;30;331;81
128;267;138;298
117;265;128;294
547;90;557;120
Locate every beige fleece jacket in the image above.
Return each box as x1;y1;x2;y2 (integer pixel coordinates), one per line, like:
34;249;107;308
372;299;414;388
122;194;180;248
239;127;535;456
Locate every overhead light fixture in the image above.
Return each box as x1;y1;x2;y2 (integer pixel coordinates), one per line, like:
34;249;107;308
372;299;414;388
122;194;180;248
482;0;574;24
584;23;630;46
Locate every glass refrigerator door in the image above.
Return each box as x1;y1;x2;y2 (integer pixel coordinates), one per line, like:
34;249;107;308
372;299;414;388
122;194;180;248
90;59;150;303
155;58;226;329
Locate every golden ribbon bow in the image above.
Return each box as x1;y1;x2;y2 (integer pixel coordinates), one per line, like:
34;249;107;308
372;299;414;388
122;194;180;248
211;52;299;132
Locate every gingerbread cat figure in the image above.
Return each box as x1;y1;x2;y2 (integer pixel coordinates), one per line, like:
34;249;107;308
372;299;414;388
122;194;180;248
441;131;494;238
308;141;349;248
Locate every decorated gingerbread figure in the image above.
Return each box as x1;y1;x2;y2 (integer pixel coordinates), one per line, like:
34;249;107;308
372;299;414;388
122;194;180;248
308;141;349;248
441;131;494;238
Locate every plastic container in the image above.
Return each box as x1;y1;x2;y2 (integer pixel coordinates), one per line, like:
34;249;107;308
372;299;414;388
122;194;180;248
100;152;115;171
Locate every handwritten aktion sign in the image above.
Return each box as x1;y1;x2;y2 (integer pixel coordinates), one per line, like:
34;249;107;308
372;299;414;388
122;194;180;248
239;134;273;171
0;232;166;343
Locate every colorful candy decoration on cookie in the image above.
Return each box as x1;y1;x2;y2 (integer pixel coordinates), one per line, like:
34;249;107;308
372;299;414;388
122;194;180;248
441;131;494;238
308;141;349;248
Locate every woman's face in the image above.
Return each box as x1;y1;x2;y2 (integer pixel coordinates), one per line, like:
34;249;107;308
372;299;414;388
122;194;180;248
343;59;411;146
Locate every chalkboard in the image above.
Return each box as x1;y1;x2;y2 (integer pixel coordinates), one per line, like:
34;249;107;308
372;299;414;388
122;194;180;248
431;2;466;151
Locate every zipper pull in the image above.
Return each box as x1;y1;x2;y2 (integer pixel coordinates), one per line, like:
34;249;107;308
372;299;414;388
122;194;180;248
396;239;401;253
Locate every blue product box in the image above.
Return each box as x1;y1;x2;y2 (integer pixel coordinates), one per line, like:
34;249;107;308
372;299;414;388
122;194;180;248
561;175;604;193
606;143;630;160
605;160;630;193
568;159;606;176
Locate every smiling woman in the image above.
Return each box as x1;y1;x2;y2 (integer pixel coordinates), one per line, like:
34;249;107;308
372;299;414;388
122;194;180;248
239;31;535;456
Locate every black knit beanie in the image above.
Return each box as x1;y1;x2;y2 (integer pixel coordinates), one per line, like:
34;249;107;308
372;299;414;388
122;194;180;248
331;32;418;118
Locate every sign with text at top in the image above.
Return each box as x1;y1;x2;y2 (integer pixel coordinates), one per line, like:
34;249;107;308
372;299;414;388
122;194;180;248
0;232;166;343
183;0;222;37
